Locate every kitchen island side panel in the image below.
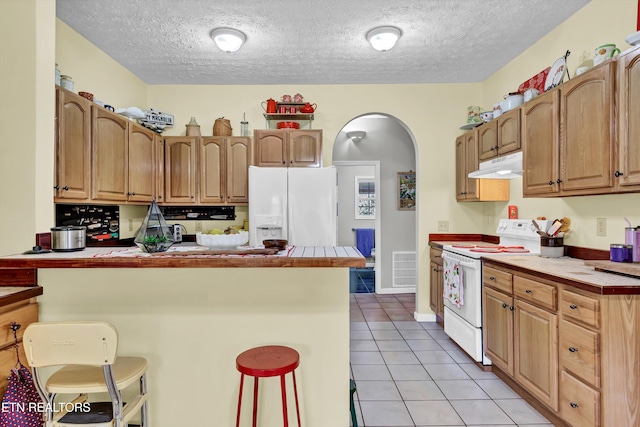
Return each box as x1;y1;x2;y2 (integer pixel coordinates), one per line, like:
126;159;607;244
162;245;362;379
37;267;350;427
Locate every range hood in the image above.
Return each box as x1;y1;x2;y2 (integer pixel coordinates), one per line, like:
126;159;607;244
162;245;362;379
468;151;523;179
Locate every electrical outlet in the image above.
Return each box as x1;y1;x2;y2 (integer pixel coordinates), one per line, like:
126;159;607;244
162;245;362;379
128;218;133;232
437;221;449;232
195;221;202;232
596;218;607;236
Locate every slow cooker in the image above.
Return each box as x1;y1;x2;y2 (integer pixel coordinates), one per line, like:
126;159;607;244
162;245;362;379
51;226;86;251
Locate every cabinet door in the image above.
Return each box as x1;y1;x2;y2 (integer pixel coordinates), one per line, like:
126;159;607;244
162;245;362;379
616;46;640;191
92;107;128;201
478;120;498;161
560;62;615;194
254;130;286;166
514;299;558;411
199;137;225;204
164;137;197;204
55;87;91;201
288;130;322;167
455;135;467;200
429;261;444;319
463;131;479;200
522;90;560;196
127;124;155;203
155;136;165;203
497;108;521;155
226;137;251;204
483;286;514;375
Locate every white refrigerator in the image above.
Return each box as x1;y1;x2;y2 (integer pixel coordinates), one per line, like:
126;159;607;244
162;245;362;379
248;166;337;247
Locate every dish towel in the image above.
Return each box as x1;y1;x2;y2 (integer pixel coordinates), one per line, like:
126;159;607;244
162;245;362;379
443;257;464;308
355;228;375;257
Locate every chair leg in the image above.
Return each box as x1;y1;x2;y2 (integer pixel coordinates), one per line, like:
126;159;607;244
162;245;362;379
252;377;259;427
140;373;148;427
235;374;245;427
280;375;288;427
292;371;301;427
350;380;358;427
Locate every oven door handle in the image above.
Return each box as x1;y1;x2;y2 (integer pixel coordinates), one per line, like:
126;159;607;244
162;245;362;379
442;252;478;268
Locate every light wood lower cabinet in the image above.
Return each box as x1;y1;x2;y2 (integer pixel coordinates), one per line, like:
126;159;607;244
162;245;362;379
429;247;444;320
484;261;640;426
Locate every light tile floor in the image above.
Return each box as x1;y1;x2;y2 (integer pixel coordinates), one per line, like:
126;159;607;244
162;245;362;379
349;293;554;427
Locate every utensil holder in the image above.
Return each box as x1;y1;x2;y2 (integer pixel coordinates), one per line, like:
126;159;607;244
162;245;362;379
540;236;564;258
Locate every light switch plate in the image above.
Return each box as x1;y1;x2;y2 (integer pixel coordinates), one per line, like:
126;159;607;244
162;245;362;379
596;218;606;236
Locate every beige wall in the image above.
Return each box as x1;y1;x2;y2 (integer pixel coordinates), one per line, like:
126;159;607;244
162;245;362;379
3;0;639;312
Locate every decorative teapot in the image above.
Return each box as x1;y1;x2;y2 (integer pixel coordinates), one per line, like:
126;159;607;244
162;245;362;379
262;98;277;114
293;93;304;103
300;103;316;113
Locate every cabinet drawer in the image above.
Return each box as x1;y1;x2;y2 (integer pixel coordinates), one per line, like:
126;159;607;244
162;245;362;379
560;371;600;427
561;290;600;329
483;266;512;294
560;319;600;388
514;276;556;311
0;302;38;349
430;248;443;265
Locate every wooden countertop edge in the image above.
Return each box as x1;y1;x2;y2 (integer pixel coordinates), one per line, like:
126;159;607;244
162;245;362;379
0;286;43;306
0;257;365;269
481;258;634;296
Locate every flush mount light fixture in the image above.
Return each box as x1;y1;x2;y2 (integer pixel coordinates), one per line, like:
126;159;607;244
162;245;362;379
211;28;246;53
347;131;366;142
366;26;402;51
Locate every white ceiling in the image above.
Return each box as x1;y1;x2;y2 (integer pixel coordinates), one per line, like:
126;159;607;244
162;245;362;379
56;0;591;85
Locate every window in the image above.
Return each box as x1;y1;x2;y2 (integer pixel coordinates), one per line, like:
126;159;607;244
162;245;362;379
355;176;375;219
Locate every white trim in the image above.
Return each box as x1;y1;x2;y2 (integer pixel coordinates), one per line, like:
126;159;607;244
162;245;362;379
376;286;415;294
414;312;436;322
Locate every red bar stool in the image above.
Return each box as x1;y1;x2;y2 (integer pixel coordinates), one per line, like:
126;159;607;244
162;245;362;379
235;345;301;427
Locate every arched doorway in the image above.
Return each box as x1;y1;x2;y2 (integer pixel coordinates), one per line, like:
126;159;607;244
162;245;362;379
332;113;419;296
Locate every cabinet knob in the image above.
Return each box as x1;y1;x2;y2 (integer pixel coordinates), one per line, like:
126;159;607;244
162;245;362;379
63;186;69;191
54;185;60;190
548;181;554;186
494;145;499;150
525;289;532;294
131;192;136;196
556;178;563;184
502;303;508;309
615;170;624;177
489;276;496;281
569;347;578;352
569;304;578;310
490;147;495;151
509;306;514;311
570;402;579;409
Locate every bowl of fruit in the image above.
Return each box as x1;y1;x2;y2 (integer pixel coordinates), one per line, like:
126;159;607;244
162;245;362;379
196;227;249;249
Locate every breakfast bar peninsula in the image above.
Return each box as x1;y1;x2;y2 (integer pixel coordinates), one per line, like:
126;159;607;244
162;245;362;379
0;246;364;427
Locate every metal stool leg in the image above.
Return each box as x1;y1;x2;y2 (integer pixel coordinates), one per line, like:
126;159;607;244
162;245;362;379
236;374;245;427
280;374;289;427
292;370;301;427
350;379;358;427
252;377;259;427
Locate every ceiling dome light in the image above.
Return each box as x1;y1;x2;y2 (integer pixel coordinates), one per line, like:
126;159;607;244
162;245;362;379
211;28;246;53
366;26;402;51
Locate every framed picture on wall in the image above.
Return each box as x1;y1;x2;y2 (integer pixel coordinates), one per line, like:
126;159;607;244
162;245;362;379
397;171;416;210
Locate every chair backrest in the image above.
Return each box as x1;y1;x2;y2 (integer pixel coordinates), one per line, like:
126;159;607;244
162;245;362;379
23;321;119;368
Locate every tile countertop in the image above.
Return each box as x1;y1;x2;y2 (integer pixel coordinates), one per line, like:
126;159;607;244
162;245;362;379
0;245;365;269
481;255;640;295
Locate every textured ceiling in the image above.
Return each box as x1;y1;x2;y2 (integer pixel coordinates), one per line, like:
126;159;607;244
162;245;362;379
56;0;591;85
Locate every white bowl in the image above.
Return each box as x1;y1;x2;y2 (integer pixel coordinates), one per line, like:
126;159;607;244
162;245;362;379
196;231;249;249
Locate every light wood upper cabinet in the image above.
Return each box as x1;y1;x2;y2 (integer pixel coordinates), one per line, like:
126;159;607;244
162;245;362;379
455;132;509;202
55;87;91;201
91;107;129;202
254;129;322;167
616;45;640;192
560;62;615;194
199;137;251;205
164;136;197;204
522;90;560;196
127;125;156;203
154;137;165;203
478;108;521;161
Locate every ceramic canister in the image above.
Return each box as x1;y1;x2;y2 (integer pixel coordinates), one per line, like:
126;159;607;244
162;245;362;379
467;106;481;124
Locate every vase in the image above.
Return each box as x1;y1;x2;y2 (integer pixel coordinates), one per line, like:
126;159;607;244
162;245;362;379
134;199;175;253
186;117;201;136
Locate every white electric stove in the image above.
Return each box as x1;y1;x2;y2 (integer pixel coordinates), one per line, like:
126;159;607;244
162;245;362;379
441;219;551;365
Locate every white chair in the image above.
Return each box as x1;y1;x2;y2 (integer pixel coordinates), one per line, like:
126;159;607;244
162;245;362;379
23;321;148;427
